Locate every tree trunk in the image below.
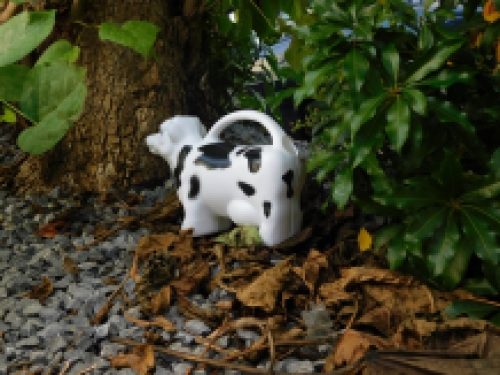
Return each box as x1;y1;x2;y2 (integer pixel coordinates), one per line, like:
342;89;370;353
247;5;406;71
15;0;222;195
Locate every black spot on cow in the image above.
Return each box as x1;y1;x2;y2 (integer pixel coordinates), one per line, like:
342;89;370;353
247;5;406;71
188;175;200;199
242;147;262;173
174;145;192;188
282;170;294;198
238;181;256;196
195;142;236;169
263;201;271;218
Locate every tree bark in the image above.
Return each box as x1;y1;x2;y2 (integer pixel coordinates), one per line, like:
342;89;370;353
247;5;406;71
15;0;222;195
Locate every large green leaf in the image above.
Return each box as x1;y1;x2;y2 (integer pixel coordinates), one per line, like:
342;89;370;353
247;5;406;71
374;184;443;210
386;233;408;269
350;94;386;138
382;44;400;85
0;64;29;101
402;88;426;115
0;11;56;67
418;25;434;51
343;49;369;92
330;166;353;209
17;62;87;154
405;207;447;244
461;209;500;264
428;98;474;134
445;300;498;320
464;278;498;296
373;224;404;251
405;40;462;84
417;69;474;88
351;118;384;167
483;261;500;293
427;213;459;275
36;40;80;66
385;96;410;152
315;153;347;183
461;179;500;201
99;20;160;59
439;237;473;289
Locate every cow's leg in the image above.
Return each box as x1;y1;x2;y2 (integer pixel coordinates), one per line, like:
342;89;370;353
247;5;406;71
182;199;232;235
258;199;292;246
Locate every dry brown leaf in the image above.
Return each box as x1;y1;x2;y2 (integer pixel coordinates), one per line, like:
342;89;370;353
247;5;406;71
150;285;172;315
109;344;155;375
23;276;53;305
355;306;405;338
318;281;354;307
450;331;500;358
324;329;392;371
124;310;177;333
339;267;416;289
271;226;312;249
178;295;224;328
170;259;209;295
212;264;265;292
236;256;293;312
63;256;79;275
35;221;67;238
135;233;178;261
293;249;328;293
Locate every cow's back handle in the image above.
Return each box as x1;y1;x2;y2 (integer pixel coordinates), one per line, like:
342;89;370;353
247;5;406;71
204;110;299;156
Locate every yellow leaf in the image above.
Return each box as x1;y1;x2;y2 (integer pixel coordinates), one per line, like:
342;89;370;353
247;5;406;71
484;0;500;23
469;30;483;48
358;227;372;251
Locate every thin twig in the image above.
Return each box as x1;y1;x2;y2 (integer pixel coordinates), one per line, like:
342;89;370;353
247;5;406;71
44;332;83;375
110;337;352;375
58;360;72;375
0;1;17;24
76;364;97;375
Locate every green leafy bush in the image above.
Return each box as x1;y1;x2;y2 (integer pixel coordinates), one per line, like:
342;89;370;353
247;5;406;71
276;0;500;290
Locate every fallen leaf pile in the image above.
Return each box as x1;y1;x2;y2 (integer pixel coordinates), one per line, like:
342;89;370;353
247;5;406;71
16;177;500;375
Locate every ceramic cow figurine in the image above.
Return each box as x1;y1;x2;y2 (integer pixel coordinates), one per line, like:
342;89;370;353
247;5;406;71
146;110;306;246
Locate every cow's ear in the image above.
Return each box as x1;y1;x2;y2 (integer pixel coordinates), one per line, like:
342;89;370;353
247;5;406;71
198;120;207;137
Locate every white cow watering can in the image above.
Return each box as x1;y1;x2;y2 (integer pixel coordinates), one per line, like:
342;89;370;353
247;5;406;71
146;110;306;246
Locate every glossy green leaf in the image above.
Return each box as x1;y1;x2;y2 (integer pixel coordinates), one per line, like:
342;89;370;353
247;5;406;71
343;49;369;92
439;237;473;289
464;278;499;296
490;149;500;178
36;40;80;66
405;41;462;84
418;25;434;51
417;69;474;88
385;96;410;152
402;89;426;115
428;98;474;134
445;300;498;320
461;179;500;201
350;94;386;138
0;11;56;67
483;261;500;293
99;20;160;59
405;207;447;244
373;224;403;251
331;166;353;210
374;185;443;210
351;118;384;167
382;44;399;85
307;149;335;172
315;153;346;182
461;209;500;264
386;233;407;269
427;213;459;275
0;64;29;101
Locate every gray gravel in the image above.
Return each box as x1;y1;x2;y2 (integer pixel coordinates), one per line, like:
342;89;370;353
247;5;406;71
0;122;337;374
